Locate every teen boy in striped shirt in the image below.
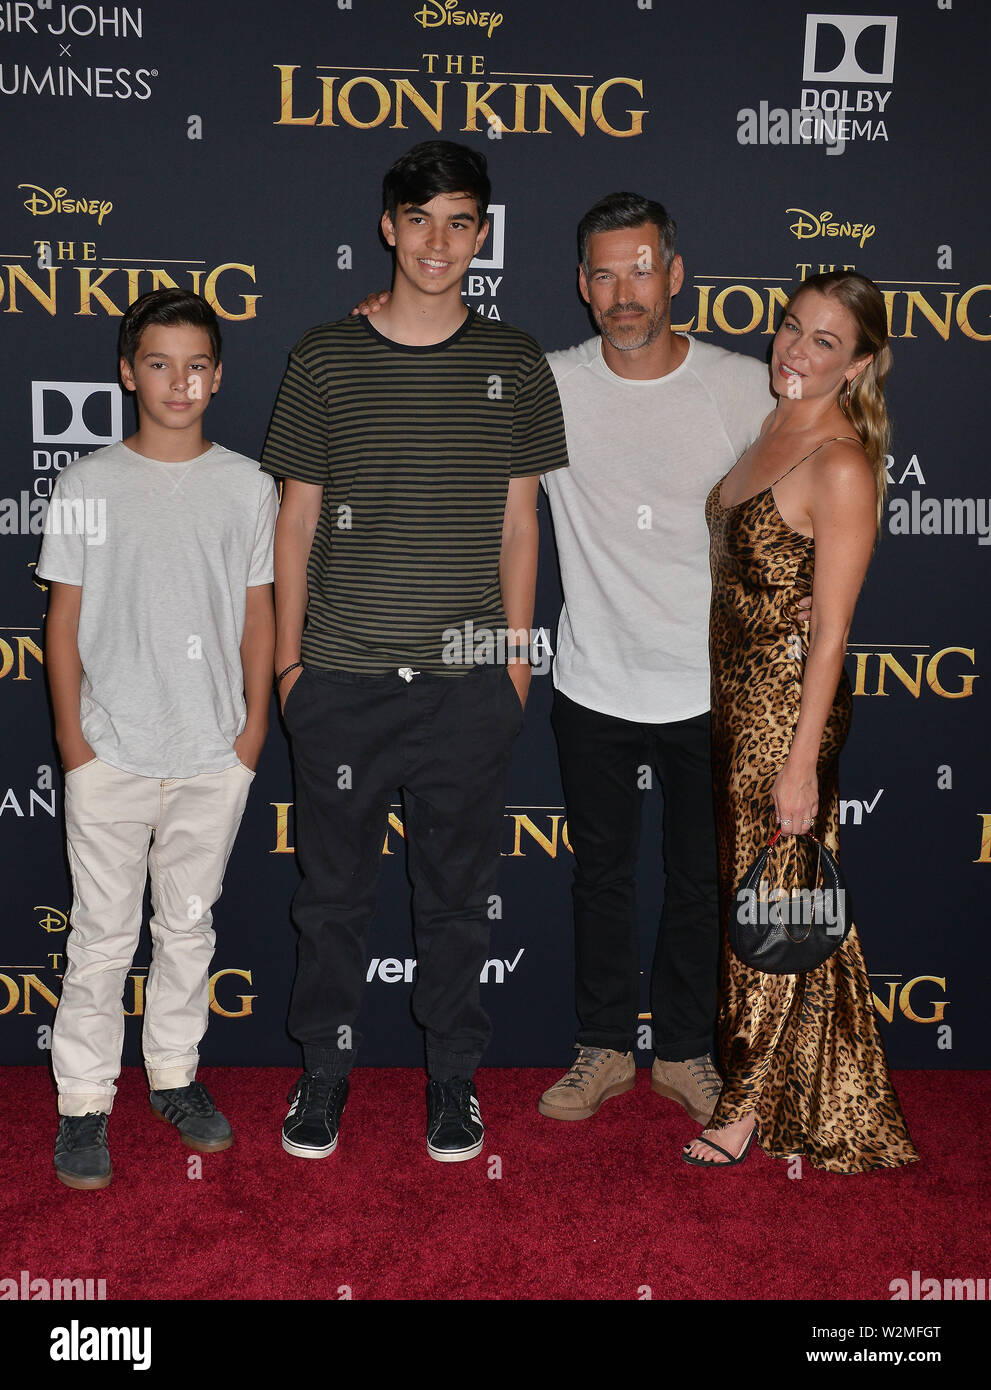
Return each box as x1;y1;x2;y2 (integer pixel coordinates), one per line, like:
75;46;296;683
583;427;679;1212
262;141;568;1163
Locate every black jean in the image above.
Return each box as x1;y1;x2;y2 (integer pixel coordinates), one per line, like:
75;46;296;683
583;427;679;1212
551;689;720;1061
284;663;523;1081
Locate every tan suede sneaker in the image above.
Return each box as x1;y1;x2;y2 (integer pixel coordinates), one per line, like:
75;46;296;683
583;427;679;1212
537;1045;636;1121
650;1054;723;1126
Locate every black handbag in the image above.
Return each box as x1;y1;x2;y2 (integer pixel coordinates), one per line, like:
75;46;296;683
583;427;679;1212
730;828;851;974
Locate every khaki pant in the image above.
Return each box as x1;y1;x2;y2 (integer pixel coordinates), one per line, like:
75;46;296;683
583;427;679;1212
53;758;254;1116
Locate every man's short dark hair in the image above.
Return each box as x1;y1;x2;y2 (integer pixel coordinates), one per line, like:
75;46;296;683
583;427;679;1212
577;193;678;272
118;289;222;368
383;141;491;225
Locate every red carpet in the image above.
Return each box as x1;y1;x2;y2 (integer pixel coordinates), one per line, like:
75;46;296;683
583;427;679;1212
2;1067;986;1302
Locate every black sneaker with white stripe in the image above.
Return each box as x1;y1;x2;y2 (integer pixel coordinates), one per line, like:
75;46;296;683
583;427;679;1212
426;1078;484;1163
282;1070;348;1159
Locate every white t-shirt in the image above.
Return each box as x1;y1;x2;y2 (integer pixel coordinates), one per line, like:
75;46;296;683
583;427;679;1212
544;334;770;723
37;441;278;778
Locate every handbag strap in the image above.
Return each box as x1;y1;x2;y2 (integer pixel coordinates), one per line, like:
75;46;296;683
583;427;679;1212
762;827;828;916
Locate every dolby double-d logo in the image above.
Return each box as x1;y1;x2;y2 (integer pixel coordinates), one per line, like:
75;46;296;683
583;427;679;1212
470;204;505;272
803;13;898;84
31;381;122;447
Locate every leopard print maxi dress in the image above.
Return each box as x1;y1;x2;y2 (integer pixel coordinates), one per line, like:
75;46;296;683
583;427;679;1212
704;478;917;1172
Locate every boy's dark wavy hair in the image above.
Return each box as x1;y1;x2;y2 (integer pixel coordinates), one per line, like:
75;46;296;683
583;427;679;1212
383;141;491;224
118;288;222;367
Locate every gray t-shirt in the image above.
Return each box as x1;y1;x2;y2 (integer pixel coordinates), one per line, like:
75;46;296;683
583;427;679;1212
37;440;277;778
544;334;770;723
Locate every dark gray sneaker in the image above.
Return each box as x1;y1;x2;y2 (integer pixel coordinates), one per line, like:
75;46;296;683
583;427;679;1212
426;1079;484;1163
282;1070;349;1159
150;1081;233;1153
54;1112;112;1190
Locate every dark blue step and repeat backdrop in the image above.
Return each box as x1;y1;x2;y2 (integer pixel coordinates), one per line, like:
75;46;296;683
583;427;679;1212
1;0;987;1070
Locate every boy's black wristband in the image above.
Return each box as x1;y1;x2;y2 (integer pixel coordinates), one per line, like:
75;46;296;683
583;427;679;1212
276;661;303;685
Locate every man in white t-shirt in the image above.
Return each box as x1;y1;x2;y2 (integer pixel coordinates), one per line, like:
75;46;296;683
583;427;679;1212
536;193;771;1126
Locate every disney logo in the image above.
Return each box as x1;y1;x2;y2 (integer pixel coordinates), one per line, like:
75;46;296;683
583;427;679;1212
35;905;68;933
19;184;113;226
413;1;504;39
787;208;875;249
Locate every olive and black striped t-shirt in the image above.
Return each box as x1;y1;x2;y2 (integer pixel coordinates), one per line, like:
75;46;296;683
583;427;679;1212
261;311;569;674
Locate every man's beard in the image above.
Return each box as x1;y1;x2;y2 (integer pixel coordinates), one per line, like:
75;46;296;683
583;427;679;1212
597;299;668;351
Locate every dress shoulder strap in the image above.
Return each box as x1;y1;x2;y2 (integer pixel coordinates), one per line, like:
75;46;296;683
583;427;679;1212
771;435;860;488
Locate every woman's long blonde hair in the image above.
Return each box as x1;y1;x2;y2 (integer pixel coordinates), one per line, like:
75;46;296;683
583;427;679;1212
785;271;892;529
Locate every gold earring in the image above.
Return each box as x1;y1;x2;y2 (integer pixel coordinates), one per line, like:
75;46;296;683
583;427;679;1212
844;379;852;409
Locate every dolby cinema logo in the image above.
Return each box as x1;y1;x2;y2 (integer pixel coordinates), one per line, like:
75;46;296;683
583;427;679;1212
1;382;122;537
737;13;897;155
32;379;120;502
464;203;505;321
800;13;897;149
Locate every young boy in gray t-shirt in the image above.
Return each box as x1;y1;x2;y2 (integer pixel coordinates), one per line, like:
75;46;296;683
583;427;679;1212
37;289;277;1190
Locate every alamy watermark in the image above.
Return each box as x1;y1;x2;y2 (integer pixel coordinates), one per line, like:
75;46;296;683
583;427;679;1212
1;1268;107;1300
43;496;107;546
737;102;851;156
50;1320;150;1370
736;880;845;932
441;622;553;676
889;1272;988;1301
